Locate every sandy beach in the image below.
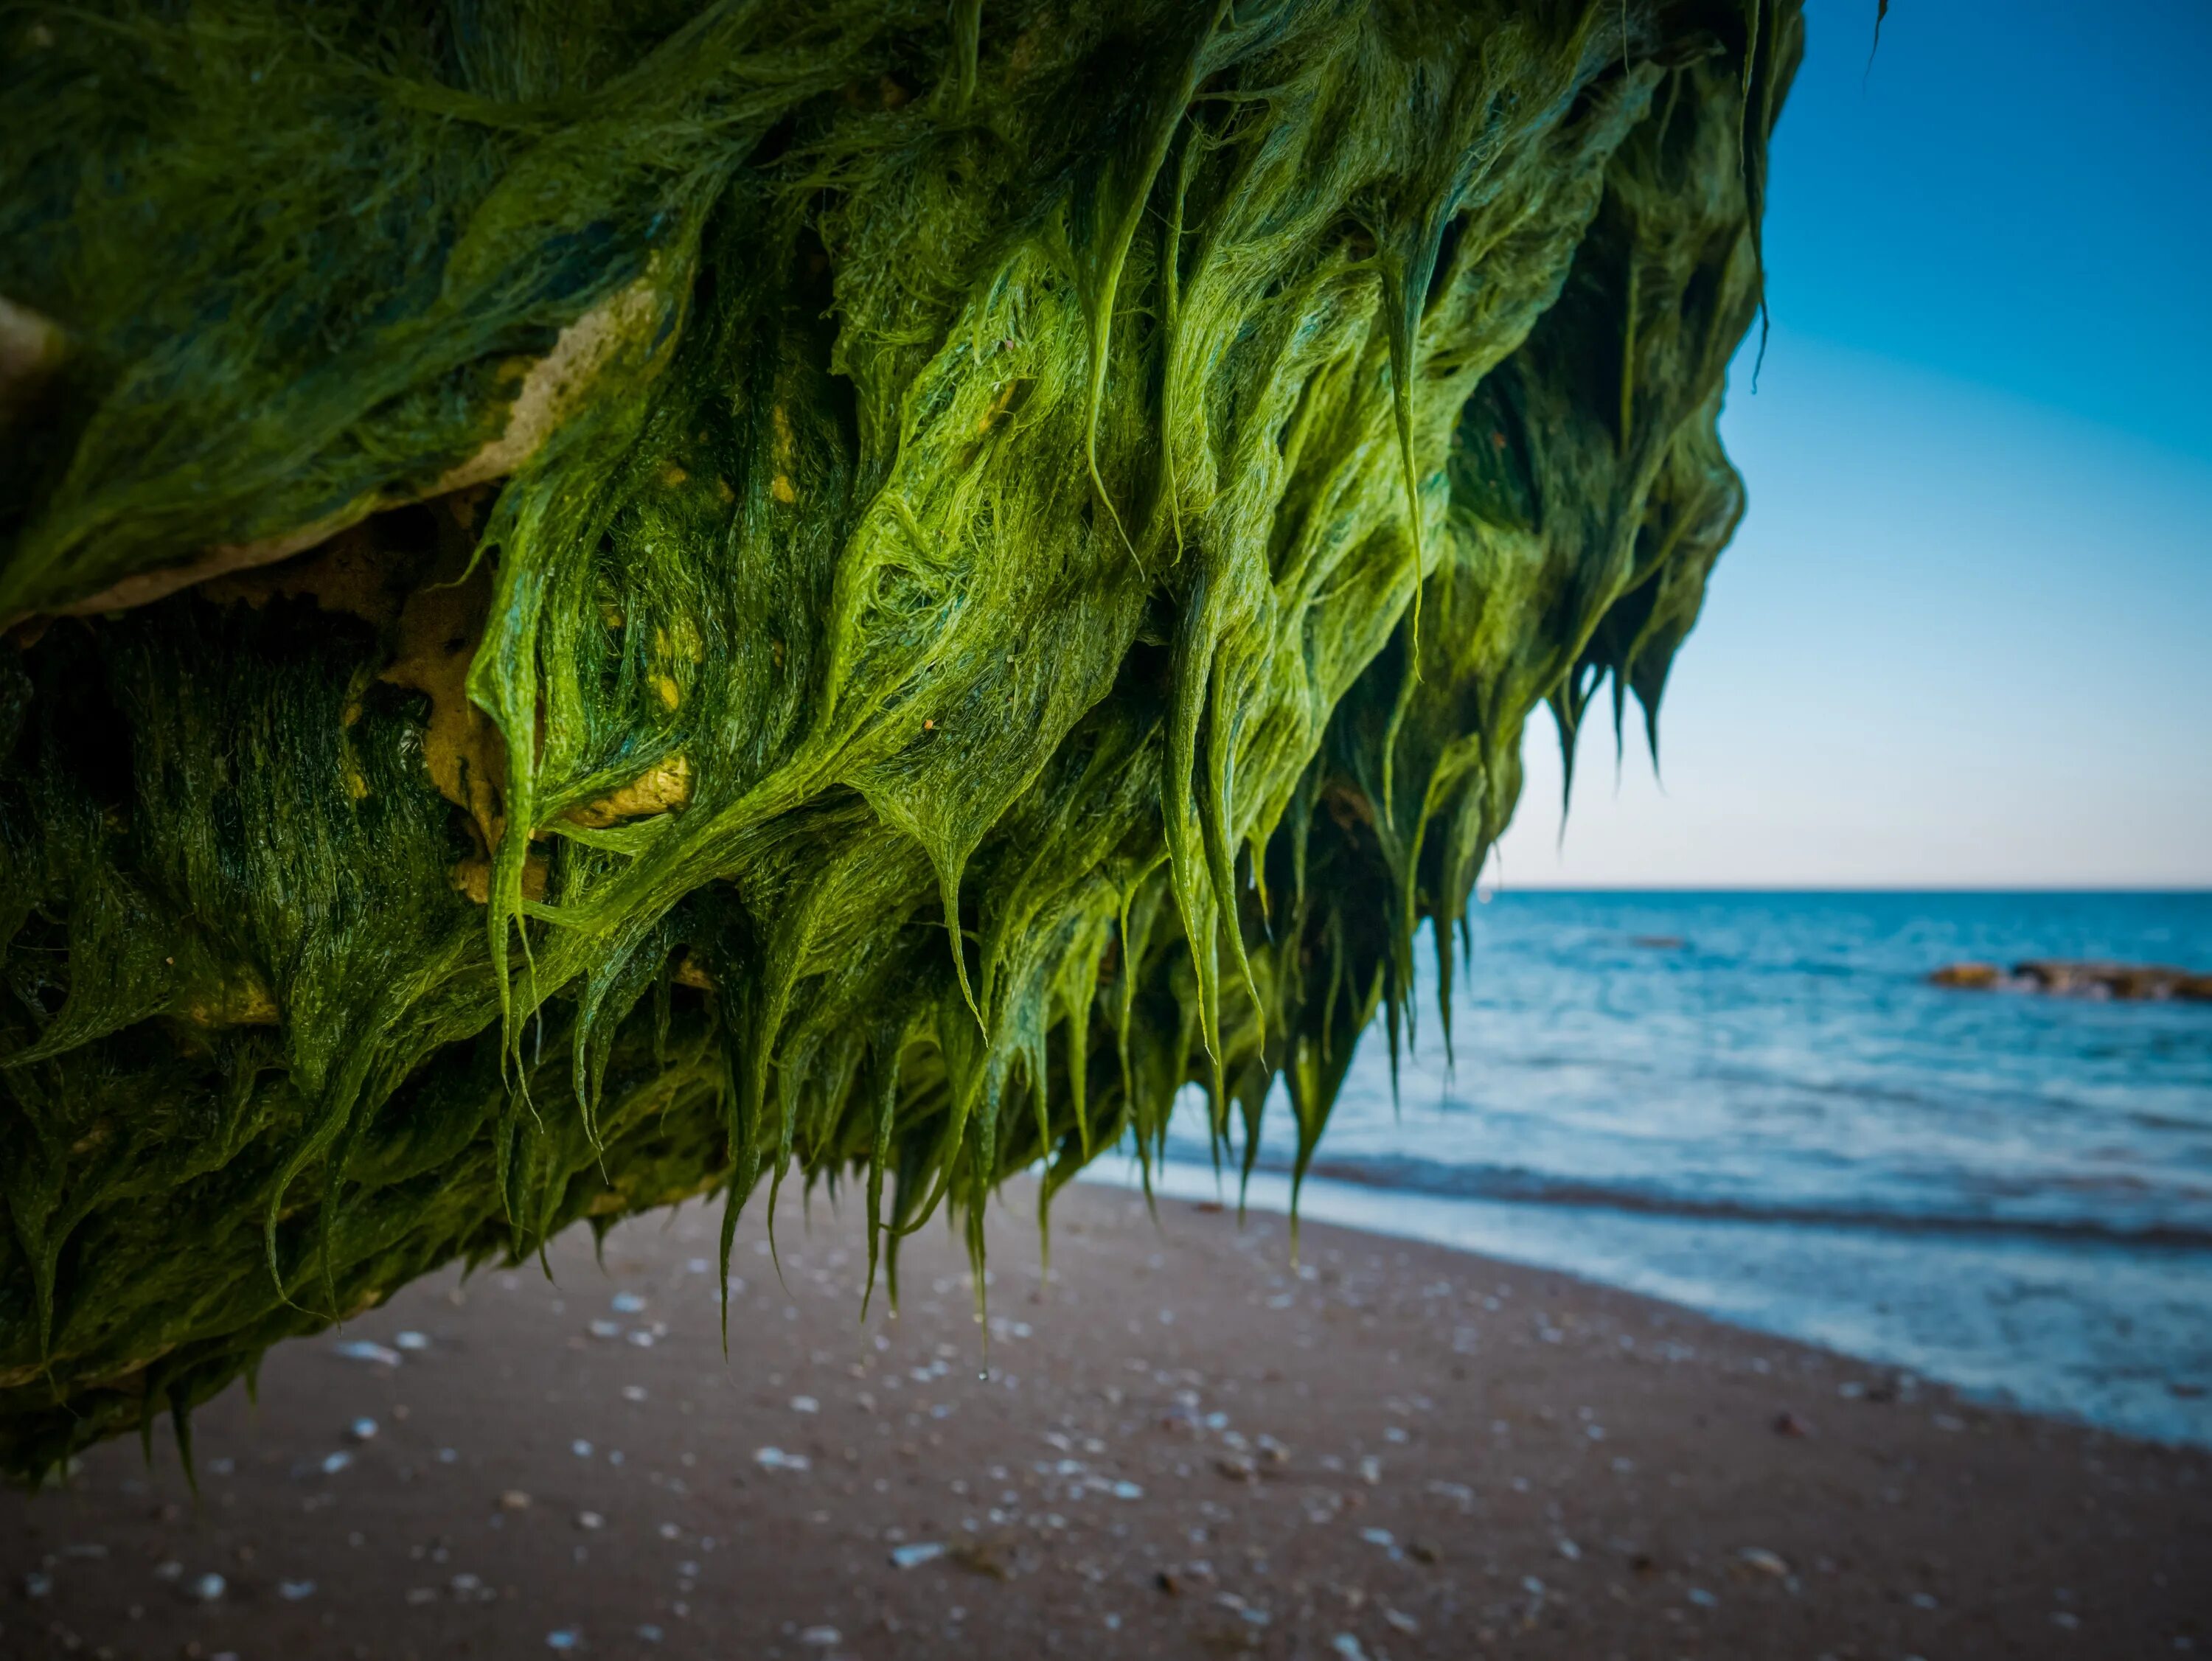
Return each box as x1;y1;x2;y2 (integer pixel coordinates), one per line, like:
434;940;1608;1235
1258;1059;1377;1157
4;1177;2207;1660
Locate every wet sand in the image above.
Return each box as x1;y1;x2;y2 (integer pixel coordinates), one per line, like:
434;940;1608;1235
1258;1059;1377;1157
4;1177;2208;1660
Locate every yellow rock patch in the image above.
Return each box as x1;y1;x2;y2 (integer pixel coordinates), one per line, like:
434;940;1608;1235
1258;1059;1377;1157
566;754;692;829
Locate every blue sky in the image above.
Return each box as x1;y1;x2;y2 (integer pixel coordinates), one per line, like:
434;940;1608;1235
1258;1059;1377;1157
1495;0;2212;888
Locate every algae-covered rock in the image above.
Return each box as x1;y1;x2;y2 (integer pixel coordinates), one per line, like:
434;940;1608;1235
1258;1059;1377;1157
0;0;1799;1481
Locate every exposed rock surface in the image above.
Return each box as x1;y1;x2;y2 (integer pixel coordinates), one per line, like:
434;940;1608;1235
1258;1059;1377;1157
1930;961;2212;1002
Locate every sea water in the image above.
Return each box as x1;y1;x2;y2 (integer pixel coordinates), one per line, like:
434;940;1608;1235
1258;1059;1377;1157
1099;891;2212;1446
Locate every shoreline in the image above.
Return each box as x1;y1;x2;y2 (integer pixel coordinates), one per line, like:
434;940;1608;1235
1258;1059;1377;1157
1087;1157;2212;1451
7;1177;2208;1659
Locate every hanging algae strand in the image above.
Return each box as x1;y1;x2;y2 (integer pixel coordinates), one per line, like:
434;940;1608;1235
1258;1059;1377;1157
0;0;1799;1483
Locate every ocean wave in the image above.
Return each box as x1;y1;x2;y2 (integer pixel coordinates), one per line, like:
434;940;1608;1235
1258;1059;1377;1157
1198;1150;2212;1250
1433;1050;2194;1129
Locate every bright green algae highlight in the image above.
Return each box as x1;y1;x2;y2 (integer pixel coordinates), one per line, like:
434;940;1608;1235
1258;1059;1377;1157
0;0;1799;1482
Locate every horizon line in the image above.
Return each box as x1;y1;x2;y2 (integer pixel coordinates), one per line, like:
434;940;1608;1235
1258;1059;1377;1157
1483;883;2212;896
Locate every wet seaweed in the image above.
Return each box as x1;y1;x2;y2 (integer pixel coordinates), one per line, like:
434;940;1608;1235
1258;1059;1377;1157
0;0;1799;1483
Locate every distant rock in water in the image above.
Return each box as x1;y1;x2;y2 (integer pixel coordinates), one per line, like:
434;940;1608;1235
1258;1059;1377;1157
1930;961;2212;1002
1928;962;2006;990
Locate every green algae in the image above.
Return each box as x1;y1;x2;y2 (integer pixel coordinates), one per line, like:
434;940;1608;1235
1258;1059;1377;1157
0;0;1800;1483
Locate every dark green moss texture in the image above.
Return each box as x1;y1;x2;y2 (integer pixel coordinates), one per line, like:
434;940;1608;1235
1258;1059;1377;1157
0;0;1799;1482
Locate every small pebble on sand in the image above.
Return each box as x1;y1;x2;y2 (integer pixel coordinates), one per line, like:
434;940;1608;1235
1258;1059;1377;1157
333;1340;403;1367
